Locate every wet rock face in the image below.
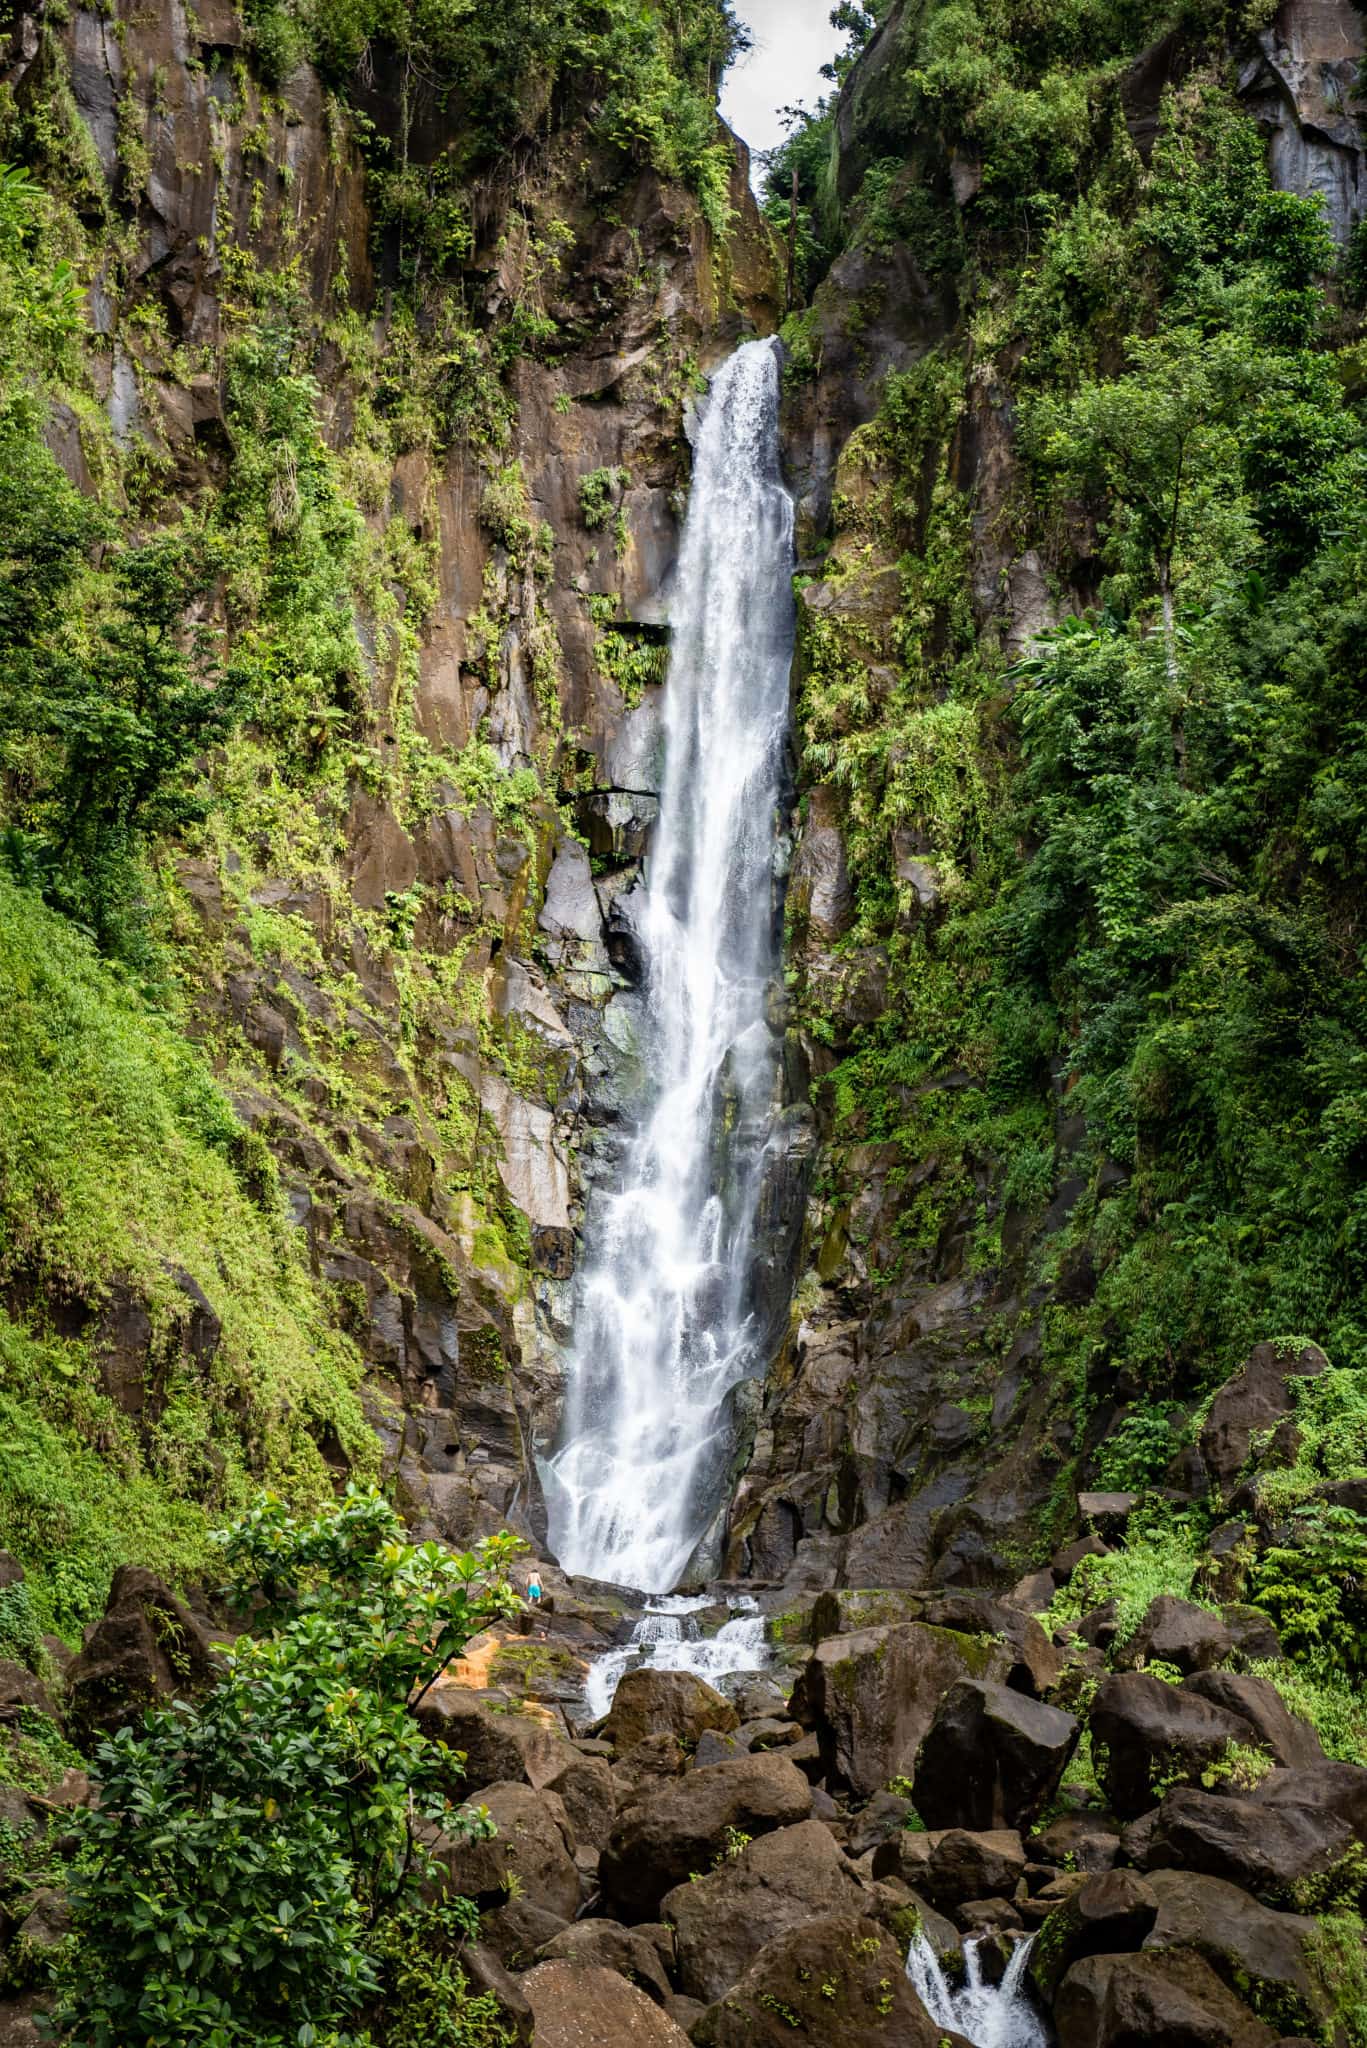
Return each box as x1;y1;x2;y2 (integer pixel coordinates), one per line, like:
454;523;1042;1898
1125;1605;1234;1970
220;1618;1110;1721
15;0;791;1531
690;1910;944;2048
1240;0;1367;244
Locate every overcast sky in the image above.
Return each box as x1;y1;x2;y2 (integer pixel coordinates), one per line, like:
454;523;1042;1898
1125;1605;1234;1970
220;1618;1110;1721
720;0;842;167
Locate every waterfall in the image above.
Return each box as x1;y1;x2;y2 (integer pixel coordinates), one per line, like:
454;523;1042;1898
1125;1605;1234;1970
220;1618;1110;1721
906;1932;1050;2048
544;338;795;1593
582;1595;769;1722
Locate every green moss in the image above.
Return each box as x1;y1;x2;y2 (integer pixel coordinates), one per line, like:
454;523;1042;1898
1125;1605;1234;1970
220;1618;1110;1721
0;874;371;1634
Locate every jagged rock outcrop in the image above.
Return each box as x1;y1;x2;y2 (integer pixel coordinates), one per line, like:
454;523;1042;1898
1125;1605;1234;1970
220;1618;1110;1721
0;0;789;1540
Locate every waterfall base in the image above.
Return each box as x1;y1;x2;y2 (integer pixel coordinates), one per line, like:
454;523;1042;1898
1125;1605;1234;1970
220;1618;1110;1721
583;1594;769;1722
907;1932;1051;2048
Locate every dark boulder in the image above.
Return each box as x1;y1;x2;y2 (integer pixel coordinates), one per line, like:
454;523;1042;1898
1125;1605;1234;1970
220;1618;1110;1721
535;1920;673;2007
1030;1868;1158;2002
1089;1673;1253;1820
599;1752;812;1921
478;1895;569;1970
0;1995;45;2047
435;1782;582;1922
519;1961;693;2047
1051;1534;1109;1585
545;1751;615;1852
459;1945;534;2048
919;1593;1063;1697
914;1681;1079;1830
0;1662;54;1717
790;1621;1012;1799
602;1669;738;1753
65;1566;219;1741
1198;1343;1327;1502
1143;1868;1327;2040
844;1787;914;1858
1056;1949;1275;2048
1218;1604;1283;1665
662;1818;866;2003
1252;1759;1367;1843
690;1911;944;2048
1147;1786;1356;1907
414;1688;572;1794
872;1828;1026;1909
1029;1813;1122;1874
1182;1674;1323;1770
611;1729;688;1807
1121;1597;1233;1677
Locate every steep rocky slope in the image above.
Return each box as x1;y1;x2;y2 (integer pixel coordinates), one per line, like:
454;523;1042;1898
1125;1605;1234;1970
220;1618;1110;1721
729;0;1367;1598
0;0;783;1616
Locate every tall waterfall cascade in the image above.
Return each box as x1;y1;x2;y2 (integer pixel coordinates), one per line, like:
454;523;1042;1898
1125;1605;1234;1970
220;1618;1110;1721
544;338;796;1594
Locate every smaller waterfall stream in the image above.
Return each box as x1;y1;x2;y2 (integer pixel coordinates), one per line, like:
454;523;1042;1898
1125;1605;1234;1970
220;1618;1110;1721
907;1933;1049;2048
584;1595;769;1721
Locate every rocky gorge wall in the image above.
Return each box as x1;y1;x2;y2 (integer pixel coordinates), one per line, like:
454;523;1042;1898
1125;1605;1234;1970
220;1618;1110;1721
726;0;1367;1598
0;0;797;1596
4;0;1367;1633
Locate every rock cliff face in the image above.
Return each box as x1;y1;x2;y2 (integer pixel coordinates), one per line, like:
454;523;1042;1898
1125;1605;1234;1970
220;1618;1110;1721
1;0;783;1555
726;0;1367;1598
5;0;1366;1605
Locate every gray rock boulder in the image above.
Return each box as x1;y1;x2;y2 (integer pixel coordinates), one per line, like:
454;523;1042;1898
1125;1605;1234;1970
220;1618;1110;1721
790;1621;1013;1798
662;1818;866;2003
914;1681;1079;1830
599;1752;813;1920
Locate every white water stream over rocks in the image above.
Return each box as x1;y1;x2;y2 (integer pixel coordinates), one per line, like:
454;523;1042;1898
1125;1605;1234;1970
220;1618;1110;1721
907;1932;1049;2048
544;339;795;1595
582;1594;769;1722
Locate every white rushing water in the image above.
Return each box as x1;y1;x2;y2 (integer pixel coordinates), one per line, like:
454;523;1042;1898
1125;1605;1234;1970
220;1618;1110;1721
907;1933;1049;2048
544;339;795;1593
583;1594;769;1722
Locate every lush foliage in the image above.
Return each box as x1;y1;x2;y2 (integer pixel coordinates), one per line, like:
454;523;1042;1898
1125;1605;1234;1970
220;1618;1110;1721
243;0;748;233
0;872;371;1636
53;1488;522;2048
791;0;1367;1741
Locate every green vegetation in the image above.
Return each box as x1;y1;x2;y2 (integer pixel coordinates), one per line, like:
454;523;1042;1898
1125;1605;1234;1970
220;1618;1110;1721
52;1488;522;2048
0;863;377;1635
242;0;747;235
785;0;1367;1734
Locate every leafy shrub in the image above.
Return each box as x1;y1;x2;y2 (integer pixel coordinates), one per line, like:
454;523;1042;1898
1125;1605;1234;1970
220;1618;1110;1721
51;1488;523;2048
1250;1506;1367;1680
